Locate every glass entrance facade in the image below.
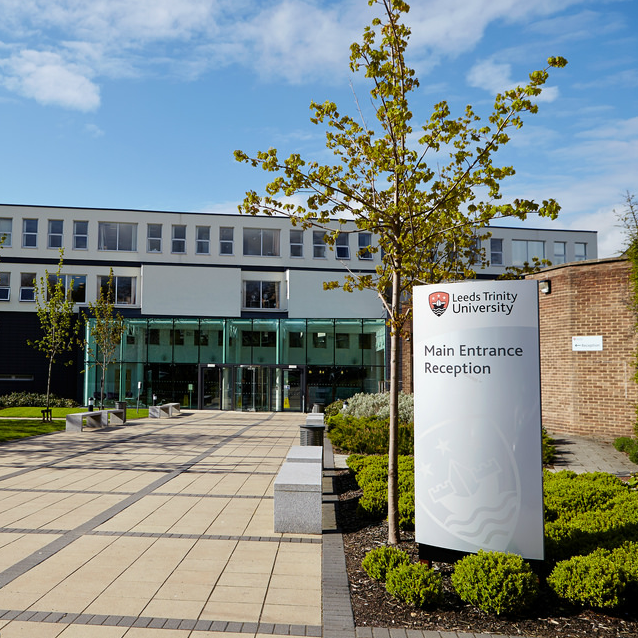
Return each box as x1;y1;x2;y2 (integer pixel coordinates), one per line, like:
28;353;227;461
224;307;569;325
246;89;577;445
83;317;386;412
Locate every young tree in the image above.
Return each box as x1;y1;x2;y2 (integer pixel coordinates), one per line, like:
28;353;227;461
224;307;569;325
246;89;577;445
234;0;566;544
81;269;125;409
28;251;78;418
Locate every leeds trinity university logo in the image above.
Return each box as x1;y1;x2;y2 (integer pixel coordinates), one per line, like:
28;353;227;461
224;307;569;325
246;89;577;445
429;291;449;317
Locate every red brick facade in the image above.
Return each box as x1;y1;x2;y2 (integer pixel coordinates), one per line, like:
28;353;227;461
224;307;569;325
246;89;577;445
527;258;637;440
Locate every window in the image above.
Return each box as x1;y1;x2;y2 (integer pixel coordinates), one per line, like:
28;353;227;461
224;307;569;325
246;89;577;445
22;218;38;248
490;238;503;266
471;237;482;264
73;221;88;250
47;274;86;303
98;222;137;251
289;331;304;348
336;333;350;349
196;226;210;254
554;241;566;265
575;242;587;261
358;232;373;260
243;281;280;309
313;231;326;259
98;275;136;305
147;224;162;252
47;220;63;249
149;329;160;345
336;233;350;260
512;239;545;266
172;225;186;253
0;218;13;247
312;332;327;348
20;273;35;301
290;229;304;257
220;227;234;255
0;272;9;301
243;228;280;256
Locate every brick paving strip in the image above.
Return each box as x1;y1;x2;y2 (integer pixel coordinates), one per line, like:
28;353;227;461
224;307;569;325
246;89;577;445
0;412;322;635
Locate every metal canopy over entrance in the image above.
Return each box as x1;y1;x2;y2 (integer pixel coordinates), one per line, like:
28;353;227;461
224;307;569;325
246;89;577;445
199;364;305;412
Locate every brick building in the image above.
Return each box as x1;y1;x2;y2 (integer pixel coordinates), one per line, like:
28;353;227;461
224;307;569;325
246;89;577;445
527;257;637;440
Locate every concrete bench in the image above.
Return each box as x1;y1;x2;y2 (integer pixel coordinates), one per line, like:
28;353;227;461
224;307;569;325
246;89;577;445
66;409;125;432
274;460;322;535
149;402;180;418
286;445;323;465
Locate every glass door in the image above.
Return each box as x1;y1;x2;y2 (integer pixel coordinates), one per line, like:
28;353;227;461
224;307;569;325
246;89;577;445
282;368;304;412
235;366;271;411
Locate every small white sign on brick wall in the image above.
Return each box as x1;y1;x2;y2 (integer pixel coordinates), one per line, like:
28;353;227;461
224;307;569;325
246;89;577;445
572;335;603;351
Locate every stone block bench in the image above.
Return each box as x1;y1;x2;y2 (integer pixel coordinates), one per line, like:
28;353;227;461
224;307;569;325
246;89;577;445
149;402;180;418
286;445;323;465
274;458;322;535
65;409;125;432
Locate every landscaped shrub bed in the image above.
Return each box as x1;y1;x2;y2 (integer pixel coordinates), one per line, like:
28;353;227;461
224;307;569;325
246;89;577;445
0;392;79;408
350;458;638;616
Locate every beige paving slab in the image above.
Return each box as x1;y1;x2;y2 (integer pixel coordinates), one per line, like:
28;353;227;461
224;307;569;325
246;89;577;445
260;602;321;625
0;621;65;637
199;600;262;622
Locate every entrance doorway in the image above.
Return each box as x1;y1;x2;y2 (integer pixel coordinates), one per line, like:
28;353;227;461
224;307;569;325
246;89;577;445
199;365;305;412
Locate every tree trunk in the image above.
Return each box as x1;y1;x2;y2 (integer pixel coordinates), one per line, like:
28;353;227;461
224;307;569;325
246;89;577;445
387;268;401;545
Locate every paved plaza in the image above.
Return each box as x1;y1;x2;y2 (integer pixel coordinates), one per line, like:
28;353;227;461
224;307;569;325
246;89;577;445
0;410;636;638
0;411;321;637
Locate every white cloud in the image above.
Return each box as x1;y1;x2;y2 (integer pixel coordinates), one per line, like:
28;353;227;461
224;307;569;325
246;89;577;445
0;49;100;110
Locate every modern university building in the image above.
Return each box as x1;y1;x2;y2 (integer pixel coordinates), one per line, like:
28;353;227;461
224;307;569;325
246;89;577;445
0;204;597;411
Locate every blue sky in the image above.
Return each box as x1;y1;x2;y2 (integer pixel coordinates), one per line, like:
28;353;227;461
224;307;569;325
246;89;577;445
0;0;636;257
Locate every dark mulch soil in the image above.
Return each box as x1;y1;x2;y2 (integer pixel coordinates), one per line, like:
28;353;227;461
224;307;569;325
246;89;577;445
334;469;638;638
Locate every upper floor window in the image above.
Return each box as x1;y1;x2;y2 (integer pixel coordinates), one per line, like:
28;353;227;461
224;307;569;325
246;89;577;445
490;238;503;266
196;226;210;254
172;225;186;254
574;242;587;261
147;224;162;253
98;275;136;305
336;233;350;260
19;273;35;301
243;228;280;256
290;229;304;258
313;231;326;259
512;239;545;266
98;222;137;251
47;274;86;304
358;232;373;260
22;219;38;248
48;220;63;249
0;272;10;301
554;241;566;265
243;280;280;309
471;237;482;265
73;221;88;250
220;227;234;255
0;218;12;247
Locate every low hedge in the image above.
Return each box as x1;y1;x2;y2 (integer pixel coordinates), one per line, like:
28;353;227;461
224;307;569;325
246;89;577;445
0;392;79;408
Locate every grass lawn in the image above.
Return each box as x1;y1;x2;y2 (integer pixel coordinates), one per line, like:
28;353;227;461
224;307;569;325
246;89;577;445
0;407;150;419
0;420;65;443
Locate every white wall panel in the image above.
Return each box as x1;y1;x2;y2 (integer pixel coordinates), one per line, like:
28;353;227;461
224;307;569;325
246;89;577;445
287;270;383;319
141;265;241;316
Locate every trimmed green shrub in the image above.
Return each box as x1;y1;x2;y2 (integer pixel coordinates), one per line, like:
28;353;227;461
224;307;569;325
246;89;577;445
542;428;557;465
629;446;638;465
345;454;367;475
614;436;636;453
347;454;415;528
386;563;443;607
544;489;638;562
324;399;343;418
547;550;626;609
451;551;539;616
361;546;410;581
0;392;79;408
357;479;388;518
326;413;414;455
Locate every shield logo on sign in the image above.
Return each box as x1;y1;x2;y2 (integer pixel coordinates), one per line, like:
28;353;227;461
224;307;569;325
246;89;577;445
429;292;449;317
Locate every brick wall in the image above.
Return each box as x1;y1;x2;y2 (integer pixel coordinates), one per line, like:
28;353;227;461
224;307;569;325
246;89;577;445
527;258;638;440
